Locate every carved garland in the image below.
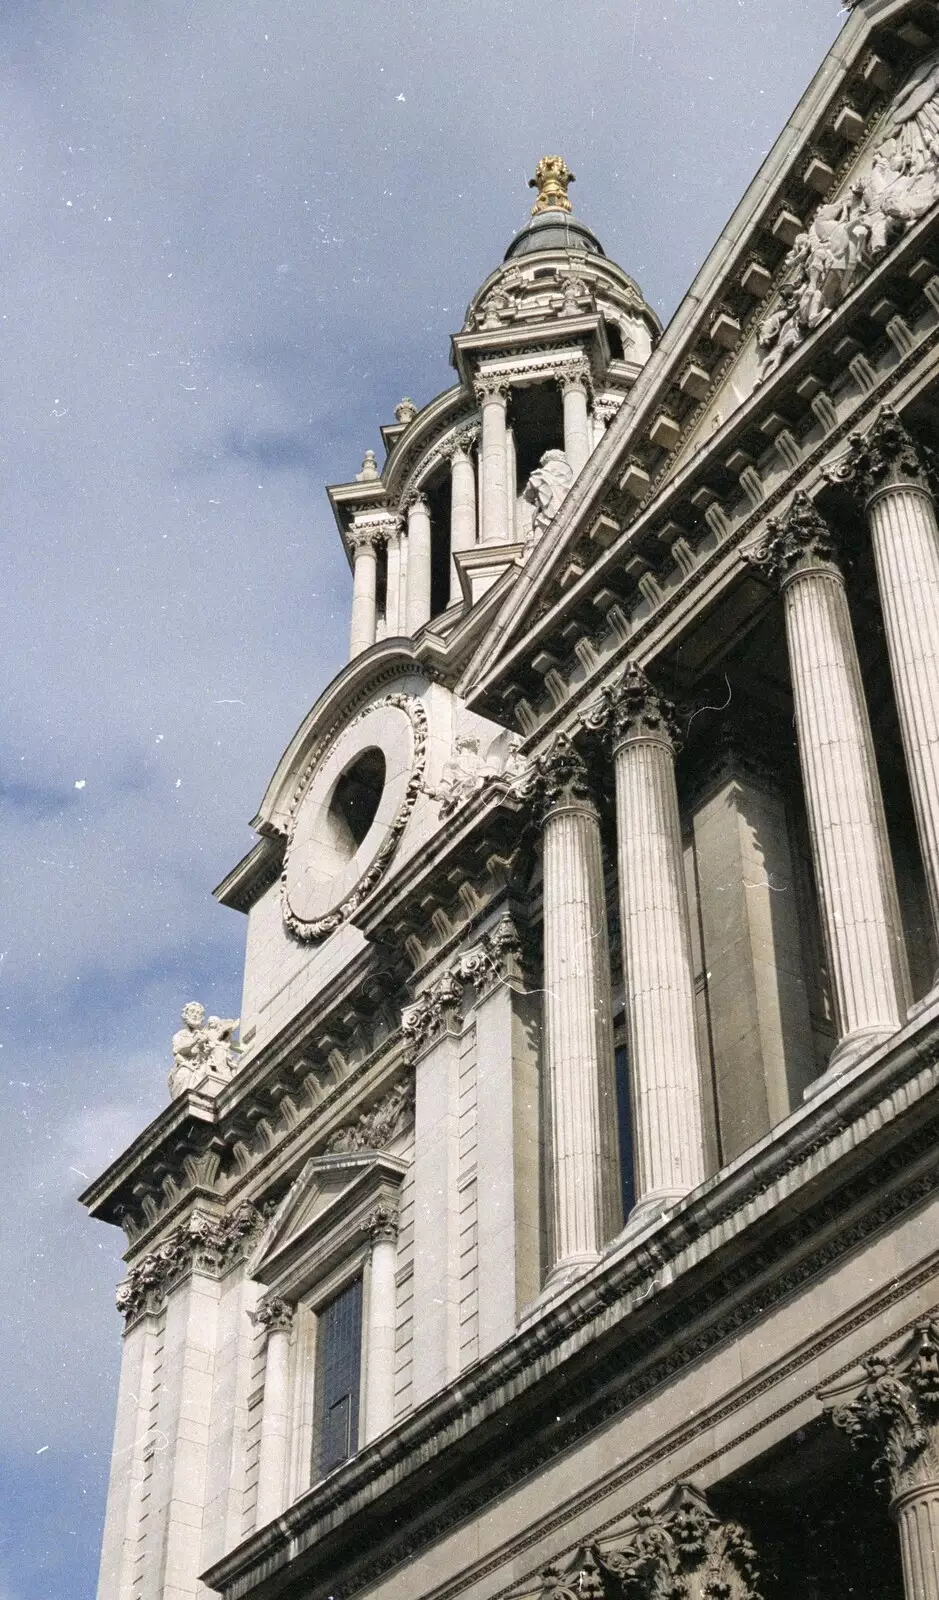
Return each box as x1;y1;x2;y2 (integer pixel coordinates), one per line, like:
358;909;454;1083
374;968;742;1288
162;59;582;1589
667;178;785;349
281;692;428;942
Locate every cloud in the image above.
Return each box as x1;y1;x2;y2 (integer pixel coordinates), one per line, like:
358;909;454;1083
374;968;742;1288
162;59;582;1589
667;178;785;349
0;0;845;1594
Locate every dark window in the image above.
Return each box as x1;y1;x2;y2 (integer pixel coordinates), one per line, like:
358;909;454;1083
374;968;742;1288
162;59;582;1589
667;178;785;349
614;1045;636;1217
603;318;625;360
328;749;385;852
313;1276;363;1478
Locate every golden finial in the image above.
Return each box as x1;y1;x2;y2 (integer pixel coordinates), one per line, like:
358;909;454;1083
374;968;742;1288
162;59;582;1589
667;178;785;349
528;156;575;216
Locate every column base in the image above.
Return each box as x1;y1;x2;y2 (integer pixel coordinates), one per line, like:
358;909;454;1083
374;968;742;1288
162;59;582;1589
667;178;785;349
518;1254;600;1324
804;1023;899;1099
620;1188;688;1236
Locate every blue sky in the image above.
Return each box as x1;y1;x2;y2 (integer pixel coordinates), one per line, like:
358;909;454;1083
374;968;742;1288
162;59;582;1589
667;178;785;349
0;2;845;1594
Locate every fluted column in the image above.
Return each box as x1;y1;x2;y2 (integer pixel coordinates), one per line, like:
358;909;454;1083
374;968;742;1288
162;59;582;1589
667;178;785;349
448;438;477;605
835;411;939;995
560;362;591;477
832;1319;939;1600
589;665;706;1221
348;526;380;659
476;377;510;545
385;520;403;635
751;491;909;1075
254;1296;294;1526
532;734;620;1284
363;1204;398;1443
404;492;432;634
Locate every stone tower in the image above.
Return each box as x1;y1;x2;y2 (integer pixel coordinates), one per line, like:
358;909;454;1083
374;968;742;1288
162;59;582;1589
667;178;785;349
85;9;939;1597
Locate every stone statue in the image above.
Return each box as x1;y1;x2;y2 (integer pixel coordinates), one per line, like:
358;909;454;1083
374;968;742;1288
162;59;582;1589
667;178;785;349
523;449;574;538
756;50;939;382
169;1002;240;1099
425;730;532;819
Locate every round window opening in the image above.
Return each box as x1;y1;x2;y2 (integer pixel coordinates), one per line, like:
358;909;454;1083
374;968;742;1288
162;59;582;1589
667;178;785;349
326;747;386;863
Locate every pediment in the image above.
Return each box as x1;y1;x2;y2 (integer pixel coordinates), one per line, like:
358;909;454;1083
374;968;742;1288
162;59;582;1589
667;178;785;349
249;1150;408;1296
459;0;939;703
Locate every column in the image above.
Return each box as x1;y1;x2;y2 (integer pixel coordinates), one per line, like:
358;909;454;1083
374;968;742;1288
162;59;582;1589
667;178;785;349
254;1296;295;1527
831;1319;939;1600
839;410;939;995
363;1205;398;1443
404;492;432;634
159;1269;220;1599
475;376;510;545
535;733;620;1284
560;362;591;477
95;1313;159;1600
386;519;403;636
348;526;380;659
448;440;477;606
591;665;707;1220
505;423;518;540
751;491;910;1075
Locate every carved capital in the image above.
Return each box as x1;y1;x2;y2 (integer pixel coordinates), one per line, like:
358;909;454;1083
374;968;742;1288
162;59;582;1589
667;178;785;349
557;358;591;397
402;971;464;1050
348;521;386;555
747;490;840;584
831;1319;939;1502
440;424;480;463
254;1295;295;1336
517;732;596;818
474;374;511;406
115;1201;268;1324
541;1486;761;1600
367;1203;399;1244
404;489;430;518
828;408;932;504
585;662;680;752
452;912;525;999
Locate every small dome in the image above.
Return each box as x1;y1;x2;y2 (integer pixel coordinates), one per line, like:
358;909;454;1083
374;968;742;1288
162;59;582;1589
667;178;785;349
504;209;605;261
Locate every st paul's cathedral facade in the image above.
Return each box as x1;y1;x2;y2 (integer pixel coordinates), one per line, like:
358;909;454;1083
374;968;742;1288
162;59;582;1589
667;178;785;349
84;4;939;1597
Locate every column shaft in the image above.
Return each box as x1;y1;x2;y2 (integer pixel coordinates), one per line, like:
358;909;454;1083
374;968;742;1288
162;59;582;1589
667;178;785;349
868;482;939;941
505;423;517;540
349;538;378;658
784;562;909;1062
562;380;591;476
386;526;402;635
895;1488;939;1600
478;388;509;545
364;1225;398;1442
449;447;476;605
614;728;706;1214
405;495;432;634
255;1320;292;1526
540;745;619;1280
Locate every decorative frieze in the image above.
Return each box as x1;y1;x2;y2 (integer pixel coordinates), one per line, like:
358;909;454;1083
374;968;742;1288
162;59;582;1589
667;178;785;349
539;1485;761;1600
115;1201;267;1323
324;1079;414;1154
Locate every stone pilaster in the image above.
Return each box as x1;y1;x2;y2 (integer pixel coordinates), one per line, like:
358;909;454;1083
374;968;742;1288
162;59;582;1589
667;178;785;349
475;376;510;545
386;519;403;636
405;492;432;634
533;733;620;1283
588;664;706;1221
253;1295;295;1528
448;437;477;605
832;1319;939;1600
363;1204;399;1443
836;411;939;995
348;524;382;659
559;361;591;477
751;491;910;1076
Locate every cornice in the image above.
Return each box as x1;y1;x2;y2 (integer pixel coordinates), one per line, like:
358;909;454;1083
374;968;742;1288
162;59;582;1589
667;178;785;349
204;999;939;1600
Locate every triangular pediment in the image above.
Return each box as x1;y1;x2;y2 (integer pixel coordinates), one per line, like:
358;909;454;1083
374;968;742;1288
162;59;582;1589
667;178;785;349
249;1149;408;1296
459;0;939;706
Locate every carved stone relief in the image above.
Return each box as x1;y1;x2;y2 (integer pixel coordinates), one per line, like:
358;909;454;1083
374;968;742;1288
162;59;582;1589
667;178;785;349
323;1078;415;1154
423;728;532;820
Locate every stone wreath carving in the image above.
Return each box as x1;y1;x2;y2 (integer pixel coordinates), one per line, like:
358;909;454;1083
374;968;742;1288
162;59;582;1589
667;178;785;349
281;692;428;942
757;50;939;382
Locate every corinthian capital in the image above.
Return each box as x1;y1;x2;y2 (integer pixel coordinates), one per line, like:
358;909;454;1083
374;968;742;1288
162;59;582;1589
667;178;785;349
367;1203;399;1244
557;357;591;396
828;408;931;503
831;1319;939;1502
474;374;511;406
516;731;595;817
254;1295;295;1336
401;971;464;1051
584;662;679;751
348;521;385;555
747;490;840;583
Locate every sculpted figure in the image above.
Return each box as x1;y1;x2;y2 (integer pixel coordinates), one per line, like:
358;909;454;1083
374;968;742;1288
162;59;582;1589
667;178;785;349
169;1002;239;1099
523;449;574;537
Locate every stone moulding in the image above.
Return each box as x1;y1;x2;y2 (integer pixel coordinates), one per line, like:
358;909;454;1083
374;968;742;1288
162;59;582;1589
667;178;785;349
202;1012;939;1600
281;692;428;942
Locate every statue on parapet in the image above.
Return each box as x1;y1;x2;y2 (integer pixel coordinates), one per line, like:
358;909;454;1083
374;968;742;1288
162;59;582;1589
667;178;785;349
523;449;574;538
169;1002;240;1099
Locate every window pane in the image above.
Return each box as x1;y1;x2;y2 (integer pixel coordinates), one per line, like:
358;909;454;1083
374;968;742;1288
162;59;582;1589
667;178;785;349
313;1276;363;1479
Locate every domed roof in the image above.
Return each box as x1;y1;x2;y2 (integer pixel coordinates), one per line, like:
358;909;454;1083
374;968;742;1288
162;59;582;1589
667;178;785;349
504;209;605;260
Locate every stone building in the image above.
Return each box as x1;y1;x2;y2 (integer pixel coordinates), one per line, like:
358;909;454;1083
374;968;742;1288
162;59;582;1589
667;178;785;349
84;5;939;1597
